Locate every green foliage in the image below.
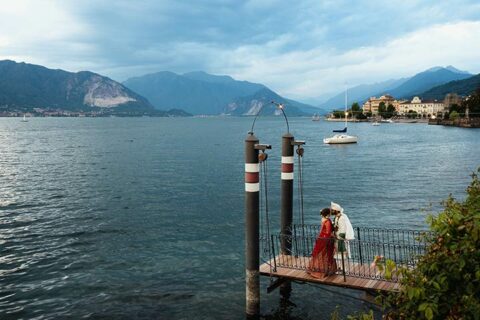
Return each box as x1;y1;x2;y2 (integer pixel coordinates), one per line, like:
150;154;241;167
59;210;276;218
384;169;480;319
378;102;386;118
449;111;459;121
372;256;398;281
462;87;480;118
378;103;396;119
333;110;345;118
345;170;480;320
331;306;341;320
331;307;374;320
407;110;418;119
351;102;361;112
347;310;375;320
350;102;363;119
384;104;396;119
348;102;368;120
449;104;465;117
356;112;368;120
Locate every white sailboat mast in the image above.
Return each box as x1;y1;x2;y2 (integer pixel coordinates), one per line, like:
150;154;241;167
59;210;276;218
345;85;348;128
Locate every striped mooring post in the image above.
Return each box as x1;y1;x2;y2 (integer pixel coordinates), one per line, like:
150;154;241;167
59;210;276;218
245;132;260;319
280;132;294;298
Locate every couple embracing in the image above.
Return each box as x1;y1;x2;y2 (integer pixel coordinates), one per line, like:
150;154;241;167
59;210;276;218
308;202;355;279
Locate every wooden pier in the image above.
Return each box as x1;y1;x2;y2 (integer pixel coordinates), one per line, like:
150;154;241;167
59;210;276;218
242;116;423;317
260;255;401;293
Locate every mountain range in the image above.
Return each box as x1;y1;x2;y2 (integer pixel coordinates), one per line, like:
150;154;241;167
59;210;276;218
420;74;480;100
0;60;156;113
320;66;473;109
123;71;320;116
1;60;478;116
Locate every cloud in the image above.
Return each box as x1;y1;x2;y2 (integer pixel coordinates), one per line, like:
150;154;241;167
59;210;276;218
0;1;479;102
0;1;91;67
190;20;480;100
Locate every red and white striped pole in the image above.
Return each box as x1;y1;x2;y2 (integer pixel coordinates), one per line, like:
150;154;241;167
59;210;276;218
280;132;294;251
280;132;294;298
245;132;260;319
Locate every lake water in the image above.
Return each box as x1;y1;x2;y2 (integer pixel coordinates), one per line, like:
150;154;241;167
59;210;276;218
0;117;478;319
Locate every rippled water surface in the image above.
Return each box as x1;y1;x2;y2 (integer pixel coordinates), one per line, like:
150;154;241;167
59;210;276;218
0;117;478;319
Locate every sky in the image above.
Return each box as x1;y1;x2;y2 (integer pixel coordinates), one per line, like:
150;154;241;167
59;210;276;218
1;0;479;104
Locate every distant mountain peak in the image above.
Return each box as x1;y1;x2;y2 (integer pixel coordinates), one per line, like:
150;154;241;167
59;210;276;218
420;73;480;100
445;65;470;75
0;60;154;111
182;71;235;84
425;66;444;72
425;65;471;75
319;65;473;110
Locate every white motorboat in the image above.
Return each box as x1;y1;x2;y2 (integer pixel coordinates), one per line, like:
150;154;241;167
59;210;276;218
372;121;380;126
323;134;358;144
324;86;358;144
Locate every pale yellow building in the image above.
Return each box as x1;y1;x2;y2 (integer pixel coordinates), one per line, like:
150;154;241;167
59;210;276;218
362;95;396;115
398;97;445;118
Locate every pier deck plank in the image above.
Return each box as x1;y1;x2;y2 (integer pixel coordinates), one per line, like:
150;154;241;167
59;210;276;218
260;255;400;292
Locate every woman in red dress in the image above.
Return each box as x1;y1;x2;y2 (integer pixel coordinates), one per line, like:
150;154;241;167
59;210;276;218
308;208;337;278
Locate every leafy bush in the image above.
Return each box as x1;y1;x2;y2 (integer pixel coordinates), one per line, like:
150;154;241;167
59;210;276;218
449;111;459;121
384;169;480;319
462;87;480;118
339;170;480;320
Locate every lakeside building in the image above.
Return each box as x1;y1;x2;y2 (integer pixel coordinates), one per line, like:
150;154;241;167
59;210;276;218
362;95;405;115
398;96;445;118
444;93;462;108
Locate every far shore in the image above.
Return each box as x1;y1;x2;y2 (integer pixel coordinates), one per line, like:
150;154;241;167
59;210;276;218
325;117;429;123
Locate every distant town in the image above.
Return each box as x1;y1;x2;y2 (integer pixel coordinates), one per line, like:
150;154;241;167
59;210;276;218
0;106;189;118
0;107;147;118
327;90;479;125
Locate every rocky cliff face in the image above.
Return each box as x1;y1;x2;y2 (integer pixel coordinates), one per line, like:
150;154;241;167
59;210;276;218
124;70;321;115
0;60;154;111
81;75;136;108
225;88;309;116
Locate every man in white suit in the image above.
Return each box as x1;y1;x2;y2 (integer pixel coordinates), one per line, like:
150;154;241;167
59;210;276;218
331;202;355;261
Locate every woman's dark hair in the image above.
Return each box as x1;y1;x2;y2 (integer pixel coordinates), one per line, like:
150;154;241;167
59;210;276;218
320;208;331;217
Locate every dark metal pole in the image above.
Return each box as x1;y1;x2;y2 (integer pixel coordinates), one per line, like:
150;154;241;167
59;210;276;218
245;132;260;319
357;227;363;265
280;132;294;298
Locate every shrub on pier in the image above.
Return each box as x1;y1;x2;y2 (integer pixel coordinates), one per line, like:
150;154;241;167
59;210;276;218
342;169;480;320
384;169;480;319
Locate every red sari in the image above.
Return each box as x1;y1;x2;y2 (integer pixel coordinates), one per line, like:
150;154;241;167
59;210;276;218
309;218;337;278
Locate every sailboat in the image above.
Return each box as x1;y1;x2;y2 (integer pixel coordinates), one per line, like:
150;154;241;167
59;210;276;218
21;114;28;122
312;113;320;121
323;87;358;144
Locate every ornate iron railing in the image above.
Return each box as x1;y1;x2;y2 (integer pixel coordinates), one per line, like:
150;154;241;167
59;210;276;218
261;225;431;283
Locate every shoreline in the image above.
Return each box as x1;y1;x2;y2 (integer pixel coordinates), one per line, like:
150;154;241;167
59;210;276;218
428;118;480;128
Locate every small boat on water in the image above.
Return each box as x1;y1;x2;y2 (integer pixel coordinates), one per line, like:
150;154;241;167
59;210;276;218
381;118;394;123
312;113;321;121
324;87;358;144
323;134;358;144
372;121;380;126
21;114;28;122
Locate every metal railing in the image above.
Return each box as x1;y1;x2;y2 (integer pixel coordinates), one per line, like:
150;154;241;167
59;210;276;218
260;225;431;283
